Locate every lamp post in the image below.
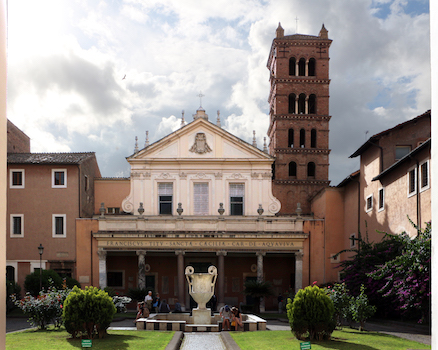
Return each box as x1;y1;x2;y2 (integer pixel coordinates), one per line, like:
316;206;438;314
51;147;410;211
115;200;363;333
38;244;44;291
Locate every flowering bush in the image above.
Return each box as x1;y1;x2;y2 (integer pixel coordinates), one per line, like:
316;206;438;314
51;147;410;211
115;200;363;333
369;221;431;323
113;295;132;313
336;226;404;317
12;286;71;329
325;283;352;328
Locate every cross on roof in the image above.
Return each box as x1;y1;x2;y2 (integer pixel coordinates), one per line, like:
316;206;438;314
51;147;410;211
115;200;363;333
197;91;205;108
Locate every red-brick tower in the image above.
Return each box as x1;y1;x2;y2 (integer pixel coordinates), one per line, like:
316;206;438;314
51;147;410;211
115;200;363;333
267;23;332;214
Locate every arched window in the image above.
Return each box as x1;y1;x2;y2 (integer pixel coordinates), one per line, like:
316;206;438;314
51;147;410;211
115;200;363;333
311;129;317;148
289;57;296;76
307;162;316;177
289;161;297;177
298;58;306;76
308;58;316;76
298;93;306;114
288;129;294;147
288;93;296;114
308;94;316;114
300;129;305;148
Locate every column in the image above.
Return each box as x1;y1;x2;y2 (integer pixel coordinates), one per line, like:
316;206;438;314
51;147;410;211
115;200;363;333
295;250;303;292
97;249;107;289
295;60;299;76
256;251;266;312
295;97;298;115
136;250;146;289
305;96;309;114
216;250;227;309
175;250;186;311
305;59;309;76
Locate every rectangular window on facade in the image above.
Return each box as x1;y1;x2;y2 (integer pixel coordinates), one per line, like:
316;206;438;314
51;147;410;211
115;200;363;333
230;183;244;215
378;187;384;211
84;175;89;191
366;194;373;212
107;207;120;214
408;168;416;196
107;271;124;288
395;145;411;160
158;183;173;215
52;169;67;188
10;214;23;237
52;214;66;237
420;160;429;191
10;169;24;188
194;182;209;215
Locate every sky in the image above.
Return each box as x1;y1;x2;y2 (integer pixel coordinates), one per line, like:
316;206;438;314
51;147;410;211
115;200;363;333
7;0;431;186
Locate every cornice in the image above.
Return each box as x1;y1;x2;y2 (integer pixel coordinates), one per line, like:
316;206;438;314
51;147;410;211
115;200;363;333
274;148;331;155
274;179;330;185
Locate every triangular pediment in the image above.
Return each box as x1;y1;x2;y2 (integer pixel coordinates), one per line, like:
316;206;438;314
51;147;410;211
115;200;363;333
128;118;272;162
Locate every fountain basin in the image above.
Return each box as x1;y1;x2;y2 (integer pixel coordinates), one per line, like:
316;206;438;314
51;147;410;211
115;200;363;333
135;312;267;332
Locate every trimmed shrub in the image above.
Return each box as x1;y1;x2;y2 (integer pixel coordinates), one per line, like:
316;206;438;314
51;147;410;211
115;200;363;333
287;285;335;341
24;270;63;296
63;286;116;339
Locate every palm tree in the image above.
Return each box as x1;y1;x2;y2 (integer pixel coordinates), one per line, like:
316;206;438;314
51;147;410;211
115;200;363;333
243;280;274;314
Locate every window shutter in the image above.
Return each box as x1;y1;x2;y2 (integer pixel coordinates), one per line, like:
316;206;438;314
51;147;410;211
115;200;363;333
194;183;209;215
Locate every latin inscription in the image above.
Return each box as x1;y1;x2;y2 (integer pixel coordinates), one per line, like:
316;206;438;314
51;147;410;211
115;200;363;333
99;239;300;250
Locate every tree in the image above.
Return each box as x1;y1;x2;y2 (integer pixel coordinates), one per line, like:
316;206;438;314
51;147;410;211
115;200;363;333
350;285;376;331
242;280;273;314
287;285;335;340
369;221;431;323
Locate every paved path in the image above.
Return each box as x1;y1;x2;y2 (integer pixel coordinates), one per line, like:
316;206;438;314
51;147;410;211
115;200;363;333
180;333;225;350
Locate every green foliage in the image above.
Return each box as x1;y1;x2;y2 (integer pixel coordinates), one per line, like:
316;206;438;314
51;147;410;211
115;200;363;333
350;285;376;331
24;270;63;296
12;286;71;329
104;286;117;297
127;287;150;302
62;286;116;339
287;285;335;340
242;280;273;314
24;270;81;296
326;283;352;328
6;280;21;313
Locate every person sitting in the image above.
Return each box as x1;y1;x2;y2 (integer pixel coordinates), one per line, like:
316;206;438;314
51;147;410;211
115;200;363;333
231;307;243;331
134;301;149;323
159;299;170;313
174;298;182;313
219;305;231;331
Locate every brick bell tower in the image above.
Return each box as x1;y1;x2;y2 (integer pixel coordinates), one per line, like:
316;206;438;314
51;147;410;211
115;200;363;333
267;23;332;215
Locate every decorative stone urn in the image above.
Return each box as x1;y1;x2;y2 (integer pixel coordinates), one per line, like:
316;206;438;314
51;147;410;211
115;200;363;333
185;265;217;310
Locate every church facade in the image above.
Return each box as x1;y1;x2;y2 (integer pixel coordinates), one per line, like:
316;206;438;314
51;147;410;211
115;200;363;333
75;24;339;311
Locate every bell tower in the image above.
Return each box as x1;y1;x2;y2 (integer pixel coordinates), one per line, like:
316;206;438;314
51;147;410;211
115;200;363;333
267;23;332;214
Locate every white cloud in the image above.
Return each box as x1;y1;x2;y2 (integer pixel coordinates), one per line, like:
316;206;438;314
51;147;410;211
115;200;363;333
6;0;430;186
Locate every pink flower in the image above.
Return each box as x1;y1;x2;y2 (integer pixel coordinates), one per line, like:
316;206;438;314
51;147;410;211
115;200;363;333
312;281;317;285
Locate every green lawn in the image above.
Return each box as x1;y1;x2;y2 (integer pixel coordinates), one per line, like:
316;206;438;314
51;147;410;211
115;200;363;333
231;328;431;350
6;328;174;350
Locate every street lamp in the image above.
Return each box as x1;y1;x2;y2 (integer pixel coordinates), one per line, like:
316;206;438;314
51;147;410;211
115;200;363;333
38;244;44;291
